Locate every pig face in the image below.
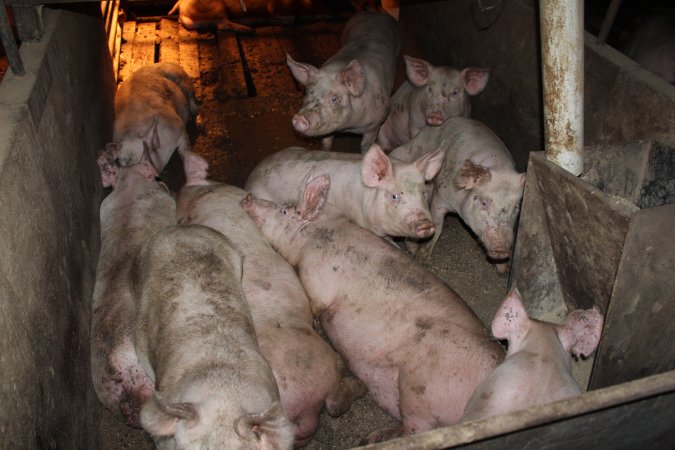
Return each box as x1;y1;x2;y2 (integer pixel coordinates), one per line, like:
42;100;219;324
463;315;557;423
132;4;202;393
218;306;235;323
455;160;525;260
115;116;161;168
405;56;489;126
241;175;331;265
143;394;293;450
364;144;445;238
287;54;365;137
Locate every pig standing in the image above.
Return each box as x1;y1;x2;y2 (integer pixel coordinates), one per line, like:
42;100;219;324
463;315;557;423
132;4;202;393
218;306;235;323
286;11;401;152
168;0;253;33
132;224;294;450
177;153;365;446
113;62;200;171
461;288;604;422
241;175;505;442
91;144;176;427
245;144;444;239
377;55;489;152
390;116;526;271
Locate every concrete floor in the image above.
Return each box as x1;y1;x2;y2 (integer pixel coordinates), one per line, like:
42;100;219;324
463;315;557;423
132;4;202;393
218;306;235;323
99;11;591;449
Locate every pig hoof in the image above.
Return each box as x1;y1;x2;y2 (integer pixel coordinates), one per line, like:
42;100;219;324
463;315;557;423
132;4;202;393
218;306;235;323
495;262;510;276
325;376;367;417
360;425;404;445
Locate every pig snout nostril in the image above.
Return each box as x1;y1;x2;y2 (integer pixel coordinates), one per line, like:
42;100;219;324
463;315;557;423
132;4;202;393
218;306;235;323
415;222;435;238
292;115;309;132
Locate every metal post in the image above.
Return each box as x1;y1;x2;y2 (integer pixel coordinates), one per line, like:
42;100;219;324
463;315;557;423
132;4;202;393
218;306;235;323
539;0;584;176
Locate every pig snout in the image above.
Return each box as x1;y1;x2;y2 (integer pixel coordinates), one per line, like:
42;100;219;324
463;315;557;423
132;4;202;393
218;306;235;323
292;114;310;133
411;216;435;238
426;112;445;126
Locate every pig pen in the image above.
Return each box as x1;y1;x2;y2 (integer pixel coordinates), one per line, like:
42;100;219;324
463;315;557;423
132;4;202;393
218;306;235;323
0;0;674;448
98;3;515;449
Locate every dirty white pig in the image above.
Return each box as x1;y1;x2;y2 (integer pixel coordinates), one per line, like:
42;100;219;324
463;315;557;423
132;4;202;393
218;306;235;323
621;14;675;85
113;62;200;170
377;55;489;151
241;175;504;442
91;145;176;427
177;153;365;446
461;288;604;422
132;224;294;450
390;116;525;271
245;144;444;239
168;0;253;33
286;11;401;152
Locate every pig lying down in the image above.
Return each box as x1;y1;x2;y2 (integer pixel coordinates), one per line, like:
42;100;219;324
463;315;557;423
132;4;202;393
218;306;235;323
113;62;200;171
91;146;176;427
242;175;504;442
286;11;401;151
377;55;489;151
177;153;365;446
132;224;294;449
390;116;525;272
245;144;444;240
461;288;604;422
169;0;253;33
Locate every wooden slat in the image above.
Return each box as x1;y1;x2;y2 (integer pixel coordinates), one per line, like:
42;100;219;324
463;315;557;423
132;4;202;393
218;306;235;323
158;18;179;65
178;25;201;98
215;31;247;99
118;20;135;84
128;21;156;76
590;203;675;390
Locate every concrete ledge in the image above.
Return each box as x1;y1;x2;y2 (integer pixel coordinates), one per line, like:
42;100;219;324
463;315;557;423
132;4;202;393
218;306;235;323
0;5;115;448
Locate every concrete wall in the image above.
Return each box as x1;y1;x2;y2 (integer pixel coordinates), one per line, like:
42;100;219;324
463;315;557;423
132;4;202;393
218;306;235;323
0;5;114;448
399;0;675;172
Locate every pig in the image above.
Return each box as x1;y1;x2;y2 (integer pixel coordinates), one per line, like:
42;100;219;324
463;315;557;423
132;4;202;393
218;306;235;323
131;224;294;450
286;11;401;152
241;175;505;443
168;0;253;33
113;62;200;171
460;288;604;422
390;116;526;272
621;14;675;85
377;55;490;152
244;144;444;240
91;143;176;427
177;153;366;446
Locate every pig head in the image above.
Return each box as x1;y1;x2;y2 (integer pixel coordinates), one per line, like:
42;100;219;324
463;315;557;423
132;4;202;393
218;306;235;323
454;159;525;261
461;288;604;422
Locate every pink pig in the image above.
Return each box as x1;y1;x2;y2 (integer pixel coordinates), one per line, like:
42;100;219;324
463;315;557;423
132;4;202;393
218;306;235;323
461;288;604;422
378;55;489;151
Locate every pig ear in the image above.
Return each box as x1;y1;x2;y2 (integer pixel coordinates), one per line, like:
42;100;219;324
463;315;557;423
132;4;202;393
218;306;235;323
286;54;319;86
98;143;120;188
235;401;293;450
298;174;330;221
183;151;209;186
340;59;366;97
491;287;530;341
454;159;491;190
557;306;604;358
141;115;161;154
415;148;445;181
141;394;199;437
461;67;490;96
404;55;431;87
362;144;394;188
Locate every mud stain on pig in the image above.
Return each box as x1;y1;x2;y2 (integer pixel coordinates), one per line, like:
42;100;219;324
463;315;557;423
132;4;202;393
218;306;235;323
314;227;336;244
411;385;426;396
414;317;434;343
252;277;272;291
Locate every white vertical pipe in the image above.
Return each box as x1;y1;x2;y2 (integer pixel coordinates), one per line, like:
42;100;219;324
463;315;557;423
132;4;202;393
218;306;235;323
539;0;584;176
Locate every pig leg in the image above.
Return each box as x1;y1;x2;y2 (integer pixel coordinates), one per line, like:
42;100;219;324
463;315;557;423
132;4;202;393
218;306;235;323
324;367;367;417
360;130;379;153
361;425;404;445
321;135;334;151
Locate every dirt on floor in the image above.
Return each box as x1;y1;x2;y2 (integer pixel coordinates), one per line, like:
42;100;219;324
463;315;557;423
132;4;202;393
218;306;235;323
98;9;591;449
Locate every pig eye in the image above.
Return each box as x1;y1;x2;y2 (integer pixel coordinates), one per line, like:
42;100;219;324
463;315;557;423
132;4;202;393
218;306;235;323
452;88;460;96
330;95;338;103
391;193;402;203
280;208;289;216
474;196;490;209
